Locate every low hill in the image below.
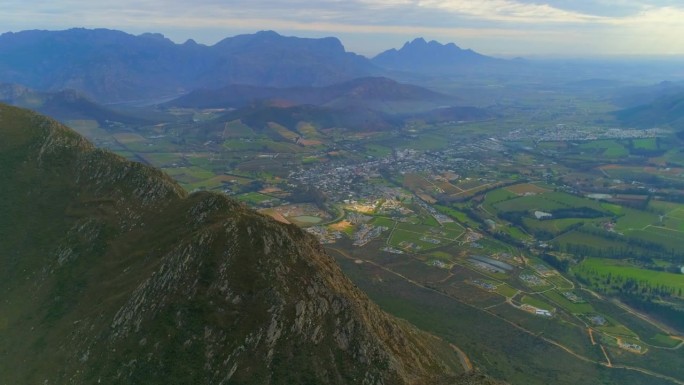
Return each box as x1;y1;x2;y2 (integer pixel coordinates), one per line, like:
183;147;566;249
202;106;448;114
615;92;684;130
612;81;684;108
0;83;153;125
0;104;503;385
165;77;452;111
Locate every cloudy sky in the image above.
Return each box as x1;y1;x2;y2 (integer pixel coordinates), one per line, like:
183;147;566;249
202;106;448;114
3;0;684;57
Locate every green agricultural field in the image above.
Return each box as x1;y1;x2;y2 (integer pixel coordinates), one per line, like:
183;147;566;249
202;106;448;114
420;214;440;227
268;122;299;141
222;119;256;137
542;192;605;211
520;295;554;311
396;134;451;151
579;140;628;158
522;217;597;235
614;207;659;231
662;216;684;231
183;175;241;191
296;122;321;139
495;283;519;298
113;132;146;144
139;152;184;167
222;139;264;151
596;323;638;338
492;190;607;214
443;221;466;234
494;195;566;212
370;216;396;228
428;251;454;262
632;138;658;150
648;333;681;348
162;166;216;183
600;202;623;216
554;230;631;250
499;225;531;241
388;229;442;251
236;192;275;205
395;222;463;240
364;144;392;158
542;290;594;313
485;188;518;206
627;226;684;251
657;148;684;166
575;258;684;297
434;205;479;227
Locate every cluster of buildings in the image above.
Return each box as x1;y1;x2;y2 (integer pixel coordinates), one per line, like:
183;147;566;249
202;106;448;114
505;124;668;142
289;146;484;204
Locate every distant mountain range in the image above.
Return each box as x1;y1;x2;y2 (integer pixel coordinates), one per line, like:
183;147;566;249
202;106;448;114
0;29;507;103
0;29;379;102
0;103;506;385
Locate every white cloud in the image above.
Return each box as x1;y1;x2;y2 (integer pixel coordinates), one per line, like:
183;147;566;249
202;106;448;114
2;0;684;55
414;0;604;23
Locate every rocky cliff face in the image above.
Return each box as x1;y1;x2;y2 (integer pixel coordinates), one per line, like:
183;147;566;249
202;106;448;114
0;104;502;384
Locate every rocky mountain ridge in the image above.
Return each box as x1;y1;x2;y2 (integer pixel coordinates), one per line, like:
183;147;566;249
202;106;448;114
0;103;503;385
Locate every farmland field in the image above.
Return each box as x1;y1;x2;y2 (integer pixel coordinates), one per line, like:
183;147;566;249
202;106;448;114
575;258;684;297
542;290;594;313
505;183;550;195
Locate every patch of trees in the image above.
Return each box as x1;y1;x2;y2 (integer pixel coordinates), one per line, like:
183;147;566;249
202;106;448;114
546;207;606;219
620;295;684;332
541;253;570;272
578;267;681;303
560;242;672;263
573;227;684;262
498;210;582;241
491;231;525;248
288;185;327;210
626;139;666;157
498;210;526;228
234;180;264;194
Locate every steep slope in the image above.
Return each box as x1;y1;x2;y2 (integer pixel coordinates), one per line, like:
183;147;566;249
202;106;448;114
0;29;378;103
0;104;501;384
165;77;451;110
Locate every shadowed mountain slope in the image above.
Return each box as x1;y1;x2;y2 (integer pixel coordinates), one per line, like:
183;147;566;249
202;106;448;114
616;91;684;130
0;104;503;385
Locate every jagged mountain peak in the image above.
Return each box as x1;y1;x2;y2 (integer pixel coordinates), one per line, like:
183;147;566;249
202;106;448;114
373;37;501;74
